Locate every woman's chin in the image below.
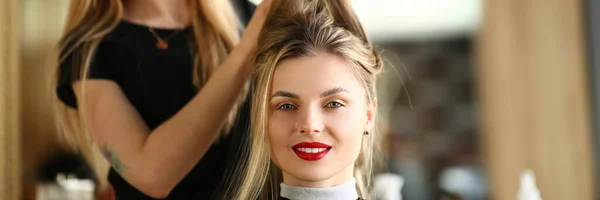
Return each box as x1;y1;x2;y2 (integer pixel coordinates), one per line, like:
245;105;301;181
283;169;337;187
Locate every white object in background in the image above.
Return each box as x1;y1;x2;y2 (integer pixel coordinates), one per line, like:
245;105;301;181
249;0;261;6
517;169;542;200
438;165;487;200
36;173;95;200
372;173;404;200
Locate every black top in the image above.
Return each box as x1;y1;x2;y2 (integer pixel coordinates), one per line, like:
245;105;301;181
55;3;255;198
279;197;363;200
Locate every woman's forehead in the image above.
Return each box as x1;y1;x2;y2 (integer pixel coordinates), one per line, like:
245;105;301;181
270;54;365;97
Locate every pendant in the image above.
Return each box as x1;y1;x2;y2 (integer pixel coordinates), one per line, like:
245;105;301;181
156;41;169;49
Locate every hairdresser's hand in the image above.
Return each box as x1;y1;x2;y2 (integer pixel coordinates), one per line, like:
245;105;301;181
235;0;273;72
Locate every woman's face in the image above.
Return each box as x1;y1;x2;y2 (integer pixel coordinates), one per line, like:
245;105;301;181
268;53;376;187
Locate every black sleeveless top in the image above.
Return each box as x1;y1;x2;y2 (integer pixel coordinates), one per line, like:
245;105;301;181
56;2;255;199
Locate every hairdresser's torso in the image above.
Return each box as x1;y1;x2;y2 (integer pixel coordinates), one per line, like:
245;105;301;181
97;21;245;199
87;1;253;199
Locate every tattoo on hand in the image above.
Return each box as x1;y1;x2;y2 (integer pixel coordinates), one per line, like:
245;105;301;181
100;143;128;174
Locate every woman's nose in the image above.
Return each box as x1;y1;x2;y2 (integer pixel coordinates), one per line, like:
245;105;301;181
296;107;324;135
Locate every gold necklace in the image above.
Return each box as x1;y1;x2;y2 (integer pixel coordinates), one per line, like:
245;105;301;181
148;27;183;49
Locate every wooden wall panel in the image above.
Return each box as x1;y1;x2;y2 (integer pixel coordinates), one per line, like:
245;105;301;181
0;0;22;199
476;0;595;199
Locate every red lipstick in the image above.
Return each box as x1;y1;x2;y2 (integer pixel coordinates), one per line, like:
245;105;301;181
292;142;332;161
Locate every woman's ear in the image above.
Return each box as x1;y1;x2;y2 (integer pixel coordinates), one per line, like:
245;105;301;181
366;98;377;131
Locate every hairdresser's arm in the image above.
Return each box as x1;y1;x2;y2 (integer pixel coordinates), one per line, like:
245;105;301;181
72;1;270;198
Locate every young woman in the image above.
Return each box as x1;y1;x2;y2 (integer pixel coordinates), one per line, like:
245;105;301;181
53;0;271;199
228;0;384;199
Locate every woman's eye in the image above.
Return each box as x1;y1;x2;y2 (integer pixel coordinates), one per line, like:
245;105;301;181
325;101;344;109
277;103;296;111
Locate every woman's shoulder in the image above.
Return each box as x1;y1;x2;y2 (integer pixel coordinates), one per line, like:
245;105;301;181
59;21;131;59
56;21;137;108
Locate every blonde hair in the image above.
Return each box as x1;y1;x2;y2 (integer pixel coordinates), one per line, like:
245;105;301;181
51;0;244;188
227;0;383;199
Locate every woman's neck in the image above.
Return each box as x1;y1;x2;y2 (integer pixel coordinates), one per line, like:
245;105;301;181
122;0;190;29
280;178;359;200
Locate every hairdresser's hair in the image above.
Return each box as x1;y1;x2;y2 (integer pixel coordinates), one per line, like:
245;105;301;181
226;0;383;199
51;0;245;187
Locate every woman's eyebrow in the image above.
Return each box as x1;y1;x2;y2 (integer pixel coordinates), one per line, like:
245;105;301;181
271;90;300;99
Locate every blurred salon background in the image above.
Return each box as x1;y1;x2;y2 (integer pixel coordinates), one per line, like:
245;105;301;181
0;0;596;199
